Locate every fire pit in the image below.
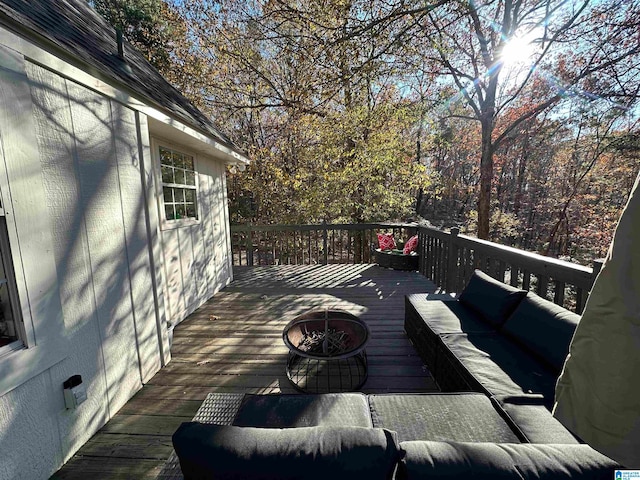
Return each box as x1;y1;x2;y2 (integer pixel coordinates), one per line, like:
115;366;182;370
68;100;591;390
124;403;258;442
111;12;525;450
283;309;370;393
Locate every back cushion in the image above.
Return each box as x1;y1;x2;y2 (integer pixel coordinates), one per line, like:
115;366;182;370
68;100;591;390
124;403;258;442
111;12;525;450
501;292;580;373
458;270;527;328
399;441;618;479
377;233;396;251
403;235;419;254
173;423;400;480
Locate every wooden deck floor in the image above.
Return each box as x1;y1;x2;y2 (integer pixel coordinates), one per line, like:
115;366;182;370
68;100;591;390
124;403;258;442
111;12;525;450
52;264;438;479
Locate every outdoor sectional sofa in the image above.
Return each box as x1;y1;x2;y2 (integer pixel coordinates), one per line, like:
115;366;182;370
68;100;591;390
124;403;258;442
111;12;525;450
405;269;580;409
167;270;619;479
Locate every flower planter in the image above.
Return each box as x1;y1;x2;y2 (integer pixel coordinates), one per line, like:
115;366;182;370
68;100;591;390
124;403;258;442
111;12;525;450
373;248;419;271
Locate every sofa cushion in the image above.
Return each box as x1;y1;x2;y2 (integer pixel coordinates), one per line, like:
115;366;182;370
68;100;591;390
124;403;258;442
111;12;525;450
458;270;527;327
501;292;580;373
403;235;419;254
439;333;557;407
173;423;400;480
233;393;373;428
490;395;580;444
399;441;618;479
405;294;496;335
377;232;396;250
369;393;519;443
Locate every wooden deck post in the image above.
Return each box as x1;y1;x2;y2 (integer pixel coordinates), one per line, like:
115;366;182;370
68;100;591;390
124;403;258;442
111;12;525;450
322;220;328;265
591;258;604;281
246;226;253;266
446;227;460;293
576;258;605;314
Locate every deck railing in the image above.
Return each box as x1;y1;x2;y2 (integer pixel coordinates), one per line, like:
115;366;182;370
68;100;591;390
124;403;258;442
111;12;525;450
417;227;602;313
231;222;418;266
231;223;603;313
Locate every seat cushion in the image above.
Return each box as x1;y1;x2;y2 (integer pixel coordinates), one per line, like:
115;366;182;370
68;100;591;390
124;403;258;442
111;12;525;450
399;441;618;479
233;393;373;428
501;292;580;373
490;395;579;444
405;295;496;335
439;333;557;407
369;393;519;443
458;270;527;327
173;423;400;480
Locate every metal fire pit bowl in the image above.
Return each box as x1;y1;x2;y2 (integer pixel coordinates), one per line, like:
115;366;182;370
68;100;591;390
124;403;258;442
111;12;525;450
282;309;370;393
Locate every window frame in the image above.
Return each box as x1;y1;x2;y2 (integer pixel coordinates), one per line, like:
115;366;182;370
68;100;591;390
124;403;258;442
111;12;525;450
0;170;30;358
153;139;201;230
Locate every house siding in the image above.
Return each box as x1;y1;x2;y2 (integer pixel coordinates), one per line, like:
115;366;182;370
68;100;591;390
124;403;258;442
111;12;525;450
157;144;233;328
0;32;234;480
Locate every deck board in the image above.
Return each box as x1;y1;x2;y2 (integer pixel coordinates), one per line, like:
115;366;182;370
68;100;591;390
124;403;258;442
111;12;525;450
52;264;437;479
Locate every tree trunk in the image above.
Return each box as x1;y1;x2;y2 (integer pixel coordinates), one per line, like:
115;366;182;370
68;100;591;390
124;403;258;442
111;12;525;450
514;143;528;215
477;119;493;239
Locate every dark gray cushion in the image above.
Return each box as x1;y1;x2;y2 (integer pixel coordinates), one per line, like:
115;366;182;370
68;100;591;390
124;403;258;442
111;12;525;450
399;441;618;479
369;393;519;443
458;270;527;327
173;423;400;480
405;294;496;335
490;395;580;444
501;292;580;373
233;393;373;428
439;333;557;407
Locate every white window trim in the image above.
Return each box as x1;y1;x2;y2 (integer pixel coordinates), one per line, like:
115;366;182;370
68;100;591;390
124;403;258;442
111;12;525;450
0;158;34;359
151;138;202;230
0;216;27;356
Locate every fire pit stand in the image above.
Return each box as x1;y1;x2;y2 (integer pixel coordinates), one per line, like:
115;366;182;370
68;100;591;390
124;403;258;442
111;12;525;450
282;309;370;393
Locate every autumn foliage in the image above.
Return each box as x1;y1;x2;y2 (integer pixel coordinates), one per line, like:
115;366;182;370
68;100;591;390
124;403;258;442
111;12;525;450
95;0;640;265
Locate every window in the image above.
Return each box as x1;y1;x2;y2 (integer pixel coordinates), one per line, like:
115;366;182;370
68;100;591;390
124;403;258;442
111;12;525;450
0;201;23;351
159;146;198;221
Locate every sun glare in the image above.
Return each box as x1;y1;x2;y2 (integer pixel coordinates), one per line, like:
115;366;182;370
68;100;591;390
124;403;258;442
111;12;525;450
500;32;539;69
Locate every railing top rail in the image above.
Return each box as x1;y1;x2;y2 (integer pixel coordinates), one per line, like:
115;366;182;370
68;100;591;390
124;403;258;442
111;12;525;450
454;232;592;274
417;225;594;290
231;222;419;232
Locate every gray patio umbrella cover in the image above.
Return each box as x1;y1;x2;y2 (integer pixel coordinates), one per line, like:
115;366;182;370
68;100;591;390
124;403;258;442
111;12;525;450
554;168;640;469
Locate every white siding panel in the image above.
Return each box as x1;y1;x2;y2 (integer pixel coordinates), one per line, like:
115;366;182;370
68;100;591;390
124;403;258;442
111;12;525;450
206;158;229;292
27;63;112;462
204;159;222;291
0;47;66;372
178;225;197;314
162;226;185;323
27;63;98;334
191;219;209;304
198;165;217;300
214;161;233;286
0;373;61;480
65;82;143;416
137;115;170;364
112;103;161;383
221;165;233;282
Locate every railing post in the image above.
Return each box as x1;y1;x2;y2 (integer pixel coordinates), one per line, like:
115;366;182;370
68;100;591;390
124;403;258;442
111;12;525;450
418;228;425;275
322;220;328;265
446;227;460;293
577;258;604;314
591;258;605;284
246;225;254;267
